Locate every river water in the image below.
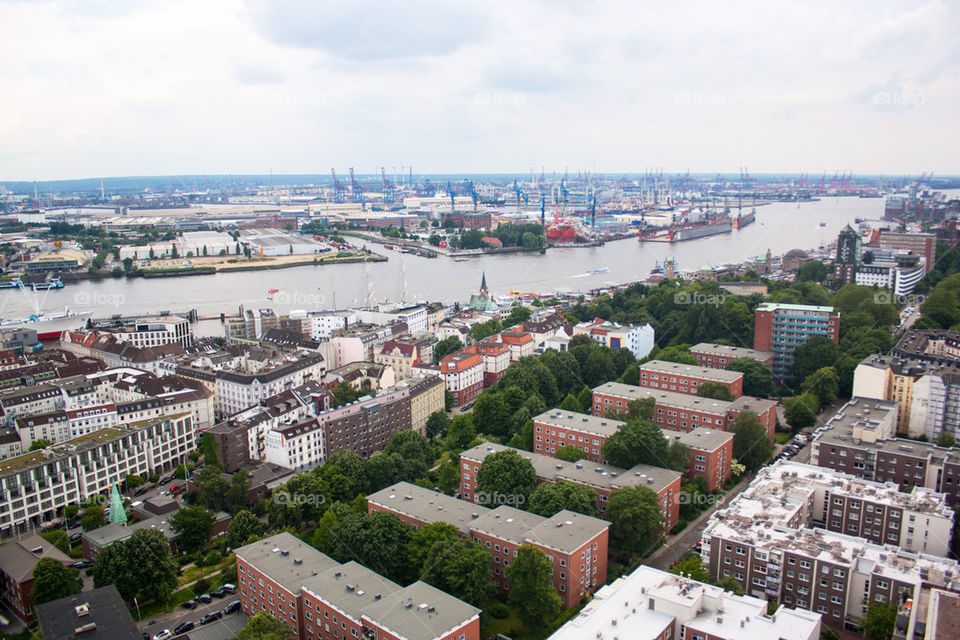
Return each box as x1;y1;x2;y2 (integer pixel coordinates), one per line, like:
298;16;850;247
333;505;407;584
0;196;893;337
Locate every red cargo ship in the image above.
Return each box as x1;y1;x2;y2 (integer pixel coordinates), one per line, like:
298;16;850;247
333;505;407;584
545;204;577;243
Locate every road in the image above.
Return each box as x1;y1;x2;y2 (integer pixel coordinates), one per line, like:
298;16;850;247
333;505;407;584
141;599;247;640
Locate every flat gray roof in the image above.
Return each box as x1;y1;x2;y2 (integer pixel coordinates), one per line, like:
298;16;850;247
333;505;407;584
301;561;400;622
367;482;488;535
470;506;545;546
593;382;730;415
235;532;339;594
640;360;743;383
460;442;681;493
533;409;624;437
360;580;480;640
665;427;734;452
690;342;773;361
526;510;610;554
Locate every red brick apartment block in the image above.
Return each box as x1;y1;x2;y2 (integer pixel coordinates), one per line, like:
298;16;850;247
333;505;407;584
367;481;610;609
438;350;484;407
459;442;682;530
592;382;777;440
690;342;775;369
664;427;734;491
639;359;744;399
237;533;480;640
532;409;625;463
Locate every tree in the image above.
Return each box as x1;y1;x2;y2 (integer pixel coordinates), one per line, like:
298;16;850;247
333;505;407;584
408;522;460;573
227;468;251;513
200;432;219;466
936;432;957;448
796;260;830;282
81;505;105;531
792;336;842;383
606;486;663;553
654;346;699;365
725;358;775;397
863;601;897;640
124;474;144;491
604;397;655;422
784;392;820;428
383;429;431;479
40;530;71;554
445;414;476;451
730;411;773;473
169;505;216;553
193;464;230;511
93;528;177;603
528;480;597;517
801;366;839;407
475;450;537;508
29;438;53;451
697;382;734;401
717;576;745;596
420;538;493;607
434;336;464;362
668;440;691;473
601;419;670;469
504;305;532;327
555;445;586;462
31;558;82;605
471;393;513;438
558;393;582;413
425;411;450;441
505;545;562;630
669;552;711;582
236;611;294;640
329;511;413;583
226;510;265;548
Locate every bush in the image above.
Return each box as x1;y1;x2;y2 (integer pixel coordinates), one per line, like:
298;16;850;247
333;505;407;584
202;550;223;567
488;603;510;619
670;520;688;535
192;578;210;596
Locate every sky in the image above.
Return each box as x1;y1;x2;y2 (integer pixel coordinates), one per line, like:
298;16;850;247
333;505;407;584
0;0;958;181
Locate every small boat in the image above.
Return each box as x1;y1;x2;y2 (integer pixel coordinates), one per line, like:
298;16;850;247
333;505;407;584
593;267;609;274
31;278;64;291
0;279;24;289
453;258;469;263
819;222;826;227
268;288;280;294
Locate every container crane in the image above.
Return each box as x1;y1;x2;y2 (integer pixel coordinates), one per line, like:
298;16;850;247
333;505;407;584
330;168;346;203
348;168;364;204
381;167;396;204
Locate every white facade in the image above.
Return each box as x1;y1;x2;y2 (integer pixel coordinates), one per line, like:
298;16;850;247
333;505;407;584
215;356;325;417
303;311;358;340
573;321;656;360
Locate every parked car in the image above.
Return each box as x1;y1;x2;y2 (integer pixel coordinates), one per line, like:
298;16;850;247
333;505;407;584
180;599;197;610
173;621;194;635
72;561;93;569
159;477;172;486
199;611;223;625
135;488;148;496
153;631;172;640
69;532;82;542
196;594;212;604
223;600;242;615
169;485;181;493
210;588;225;598
221;583;237;594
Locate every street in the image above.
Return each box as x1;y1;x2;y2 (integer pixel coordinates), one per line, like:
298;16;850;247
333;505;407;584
141;599;247;640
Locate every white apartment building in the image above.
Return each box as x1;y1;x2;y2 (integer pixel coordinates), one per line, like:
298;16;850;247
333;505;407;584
0;415;196;536
572;319;656;360
302;310;358;340
100;316;192;349
214;353;325;417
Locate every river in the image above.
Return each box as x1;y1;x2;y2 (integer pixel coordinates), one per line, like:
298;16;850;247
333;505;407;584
0;196;902;337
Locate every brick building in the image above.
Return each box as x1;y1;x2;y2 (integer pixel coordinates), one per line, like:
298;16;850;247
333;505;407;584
437;351;484;407
877;230;937;275
459;442;681;528
638;359;744;399
464;341;511;387
367;482;609;609
236;533;480;640
592;382;777;440
0;535;73;621
532;409;624;462
664;427;734;491
690;342;774;369
753;303;840;382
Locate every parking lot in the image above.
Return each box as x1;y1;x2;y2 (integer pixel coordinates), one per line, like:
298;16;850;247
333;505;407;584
142;596;246;640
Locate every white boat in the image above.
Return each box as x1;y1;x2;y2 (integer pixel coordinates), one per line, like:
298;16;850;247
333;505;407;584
593;267;609;273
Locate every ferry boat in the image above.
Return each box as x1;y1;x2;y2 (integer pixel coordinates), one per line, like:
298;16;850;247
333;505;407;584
0;279;24;289
31;278;64;291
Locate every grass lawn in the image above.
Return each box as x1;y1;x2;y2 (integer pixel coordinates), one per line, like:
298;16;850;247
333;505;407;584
774;431;793;444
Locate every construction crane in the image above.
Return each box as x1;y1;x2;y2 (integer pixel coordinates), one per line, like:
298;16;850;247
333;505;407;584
380;167;396;204
348;168;364;204
330;169;346;203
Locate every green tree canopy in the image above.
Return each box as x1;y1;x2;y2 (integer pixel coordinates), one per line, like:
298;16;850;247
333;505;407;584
528;480;597;517
31;558;82;605
408;522;460;573
81;505;105;531
601;419;670;469
93;528;177;603
505;545;563;630
730;411;773;473
606;485;664;553
419;537;494;607
801;366;839;408
696;381;735;401
475;449;538;508
792;335;841;383
169;505;216;553
226;510;265;548
725;358;775;397
863;601;897;640
555;445;586;462
235;611;294;640
329;511;413;584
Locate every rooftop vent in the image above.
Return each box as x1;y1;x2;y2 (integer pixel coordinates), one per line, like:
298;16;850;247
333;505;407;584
75;604;90;617
74;623;97;635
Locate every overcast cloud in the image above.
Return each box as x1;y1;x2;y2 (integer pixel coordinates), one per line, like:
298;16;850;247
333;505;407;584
0;0;957;180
